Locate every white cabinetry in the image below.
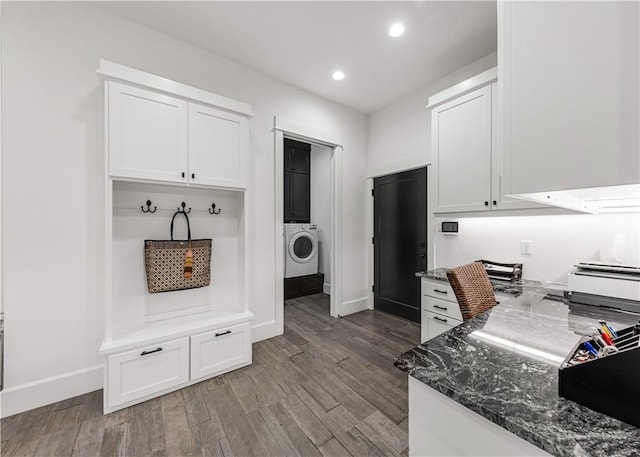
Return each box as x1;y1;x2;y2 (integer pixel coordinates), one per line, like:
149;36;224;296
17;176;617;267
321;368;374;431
99;60;254;413
191;322;251;381
499;1;639;196
108;82;188;183
108;83;249;189
420;278;463;342
431;69;535;214
107;338;189;408
102;315;252;412
432;86;492;213
188;103;248;189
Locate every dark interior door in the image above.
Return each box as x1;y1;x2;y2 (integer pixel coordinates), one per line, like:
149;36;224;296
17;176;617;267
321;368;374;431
374;167;427;323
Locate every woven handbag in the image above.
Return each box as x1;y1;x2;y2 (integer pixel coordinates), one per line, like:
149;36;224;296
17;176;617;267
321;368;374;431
144;210;211;293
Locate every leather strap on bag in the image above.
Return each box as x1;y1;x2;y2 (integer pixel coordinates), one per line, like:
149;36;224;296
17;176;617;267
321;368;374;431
170;210;192;243
170;210;194;278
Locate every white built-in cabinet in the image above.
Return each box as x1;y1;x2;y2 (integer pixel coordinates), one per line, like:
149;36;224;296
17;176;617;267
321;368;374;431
188;103;248;189
190;322;252;381
109;83;248;189
420;278;463;342
431;69;535;214
108;82;188;184
107;337;190;408
99;60;253;413
498;1;639;195
432;85;493;213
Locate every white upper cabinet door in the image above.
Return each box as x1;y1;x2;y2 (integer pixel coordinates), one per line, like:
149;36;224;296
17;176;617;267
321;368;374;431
108;82;188;183
188;103;248;189
490;83;540;210
500;1;640;195
432;85;493;213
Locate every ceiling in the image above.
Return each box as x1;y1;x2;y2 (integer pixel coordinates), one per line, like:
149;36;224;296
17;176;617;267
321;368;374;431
94;1;497;114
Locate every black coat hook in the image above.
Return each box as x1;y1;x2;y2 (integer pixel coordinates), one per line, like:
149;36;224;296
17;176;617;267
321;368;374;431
177;202;191;214
141;200;157;213
209;203;221;215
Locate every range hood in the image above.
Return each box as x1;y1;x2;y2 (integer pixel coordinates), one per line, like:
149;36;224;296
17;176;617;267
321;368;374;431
509;184;640;214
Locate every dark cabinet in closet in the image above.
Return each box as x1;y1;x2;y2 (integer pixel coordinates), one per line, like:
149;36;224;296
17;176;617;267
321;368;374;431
284;138;311;223
285;142;310;174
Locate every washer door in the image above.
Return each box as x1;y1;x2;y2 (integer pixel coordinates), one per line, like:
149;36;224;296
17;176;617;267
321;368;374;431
288;231;317;264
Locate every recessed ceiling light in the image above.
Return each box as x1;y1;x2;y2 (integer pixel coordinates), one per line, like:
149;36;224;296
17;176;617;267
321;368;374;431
389;23;405;38
332;71;345;81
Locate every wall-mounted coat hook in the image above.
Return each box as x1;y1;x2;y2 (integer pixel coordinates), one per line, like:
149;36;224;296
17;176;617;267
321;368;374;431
177;202;191;214
209;203;221;215
141;200;157;213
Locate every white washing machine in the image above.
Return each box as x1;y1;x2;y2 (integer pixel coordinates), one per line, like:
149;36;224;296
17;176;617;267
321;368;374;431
284;223;319;278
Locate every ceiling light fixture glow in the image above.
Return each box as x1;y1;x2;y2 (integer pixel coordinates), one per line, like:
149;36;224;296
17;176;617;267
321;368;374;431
332;70;345;81
389;23;405;38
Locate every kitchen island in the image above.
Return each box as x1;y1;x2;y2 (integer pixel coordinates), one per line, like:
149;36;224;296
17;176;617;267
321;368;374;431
395;284;640;456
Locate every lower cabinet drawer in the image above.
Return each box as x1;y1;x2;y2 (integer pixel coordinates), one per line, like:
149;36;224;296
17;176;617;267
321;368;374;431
421;295;463;321
421;279;457;302
422;310;462;342
191;322;252;381
107;337;189;408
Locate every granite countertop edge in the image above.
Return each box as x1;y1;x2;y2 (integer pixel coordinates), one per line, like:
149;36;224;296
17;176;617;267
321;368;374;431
396;359;567;456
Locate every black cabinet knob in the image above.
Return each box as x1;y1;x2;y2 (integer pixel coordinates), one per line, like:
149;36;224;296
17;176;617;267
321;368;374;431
191;173;195;179
493;200;497;206
484;201;489;206
181;172;185;178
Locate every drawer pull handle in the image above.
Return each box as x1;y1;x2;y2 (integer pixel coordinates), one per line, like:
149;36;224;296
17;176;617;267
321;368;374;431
215;330;232;337
433;289;448;295
433;305;448;311
140;347;163;356
433;316;448;323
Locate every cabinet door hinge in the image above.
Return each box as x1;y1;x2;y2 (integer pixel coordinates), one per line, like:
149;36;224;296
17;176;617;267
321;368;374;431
371;237;374;245
371;188;374;196
372;285;375;293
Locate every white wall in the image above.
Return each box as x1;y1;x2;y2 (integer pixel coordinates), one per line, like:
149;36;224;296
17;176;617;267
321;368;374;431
1;2;368;416
367;52;497;179
310;144;332;291
434;213;640;285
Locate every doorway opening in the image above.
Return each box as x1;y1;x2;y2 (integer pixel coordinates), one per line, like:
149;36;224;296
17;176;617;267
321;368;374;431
273;117;343;335
373;167;427;323
283;139;332;306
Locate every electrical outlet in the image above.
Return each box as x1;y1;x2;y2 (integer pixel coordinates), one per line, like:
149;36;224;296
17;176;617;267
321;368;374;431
520;240;533;255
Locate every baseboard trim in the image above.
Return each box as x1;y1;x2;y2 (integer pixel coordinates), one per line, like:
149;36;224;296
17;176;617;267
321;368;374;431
252;319;280;343
0;365;103;418
323;283;331;295
339;296;369;317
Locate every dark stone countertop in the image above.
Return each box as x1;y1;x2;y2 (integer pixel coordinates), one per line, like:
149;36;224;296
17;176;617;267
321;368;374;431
396;287;640;457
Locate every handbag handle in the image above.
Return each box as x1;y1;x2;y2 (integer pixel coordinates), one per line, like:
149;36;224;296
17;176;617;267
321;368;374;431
170;210;192;241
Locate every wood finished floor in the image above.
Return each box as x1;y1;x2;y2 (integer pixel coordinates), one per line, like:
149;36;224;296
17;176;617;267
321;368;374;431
1;293;420;457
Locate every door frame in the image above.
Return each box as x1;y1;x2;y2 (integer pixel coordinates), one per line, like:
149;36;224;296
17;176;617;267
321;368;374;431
274;116;343;331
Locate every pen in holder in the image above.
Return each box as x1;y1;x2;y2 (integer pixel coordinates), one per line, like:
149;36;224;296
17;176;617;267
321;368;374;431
558;322;640;427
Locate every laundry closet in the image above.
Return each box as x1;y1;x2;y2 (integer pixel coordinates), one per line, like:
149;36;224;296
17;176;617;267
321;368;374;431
283;138;331;301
